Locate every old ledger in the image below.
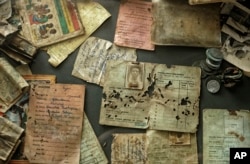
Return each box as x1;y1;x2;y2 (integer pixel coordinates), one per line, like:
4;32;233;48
18;0;85;48
0;58;29;113
146;130;198;164
151;0;221;47
80;114;108;164
72;37;137;86
45;0;111;67
114;0;154;51
203;109;250;164
99;61;201;133
24;84;85;163
111;134;147;164
0;116;24;164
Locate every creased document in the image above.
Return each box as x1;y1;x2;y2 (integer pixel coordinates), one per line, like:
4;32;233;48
151;0;221;47
80;113;108;164
45;0;111;67
0;116;24;164
18;0;85;48
114;0;154;51
111;134;147;164
0;58;29;113
146;130;198;164
203;109;250;164
99;61;201;133
24;84;85;163
72;37;137;86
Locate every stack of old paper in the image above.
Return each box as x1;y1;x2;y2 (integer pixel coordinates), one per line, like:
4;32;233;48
0;58;29;114
100;60;201;163
0;116;24;164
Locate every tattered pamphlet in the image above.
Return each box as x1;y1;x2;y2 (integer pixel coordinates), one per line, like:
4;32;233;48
0;58;29;113
151;0;221;47
114;0;154;51
45;0;111;67
72;37;137;86
80;114;108;164
18;0;85;47
24;84;85;163
0;116;24;164
203;109;250;164
111;134;147;164
99;61;201;133
146;130;198;164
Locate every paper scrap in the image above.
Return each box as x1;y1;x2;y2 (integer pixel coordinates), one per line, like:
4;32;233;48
72;37;137;86
114;0;154;51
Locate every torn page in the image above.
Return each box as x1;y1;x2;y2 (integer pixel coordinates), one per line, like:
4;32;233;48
18;0;85;48
72;37;137;86
151;0;221;47
0;116;24;164
146;130;198;164
80;113;108;164
114;0;154;51
111;134;147;164
203;109;250;164
0;58;29;113
44;0;111;67
24;84;85;163
99;61;201;133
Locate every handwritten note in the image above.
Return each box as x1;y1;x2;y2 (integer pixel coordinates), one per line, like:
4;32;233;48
80;114;108;164
114;0;154;50
24;84;85;164
111;134;147;164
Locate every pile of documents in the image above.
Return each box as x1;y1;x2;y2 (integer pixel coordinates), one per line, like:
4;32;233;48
0;0;250;164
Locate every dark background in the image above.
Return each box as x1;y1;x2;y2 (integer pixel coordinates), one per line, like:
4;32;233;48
1;0;250;163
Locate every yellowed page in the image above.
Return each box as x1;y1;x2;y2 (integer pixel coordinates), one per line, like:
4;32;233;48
114;0;154;51
18;0;85;48
80;113;108;164
203;109;250;164
111;134;147;164
0;116;24;164
99;61;201;133
24;84;85;163
45;1;111;67
72;37;137;86
146;130;198;164
0;58;29;113
151;0;221;47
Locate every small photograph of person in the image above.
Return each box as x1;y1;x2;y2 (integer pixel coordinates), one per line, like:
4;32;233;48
125;63;144;90
169;132;191;145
